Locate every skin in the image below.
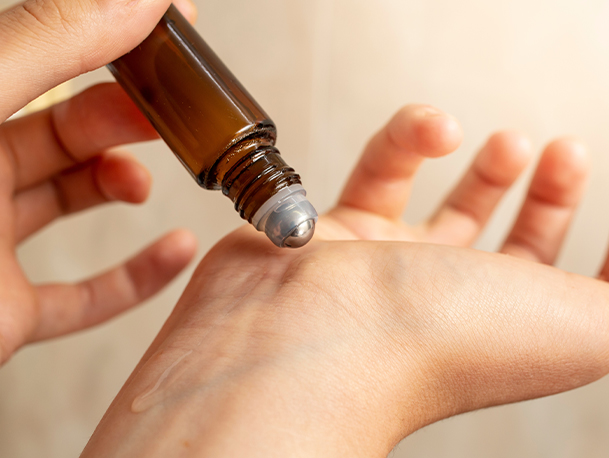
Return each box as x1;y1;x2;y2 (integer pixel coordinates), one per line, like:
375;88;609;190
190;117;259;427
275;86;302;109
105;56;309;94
78;109;609;457
0;0;199;364
1;0;609;456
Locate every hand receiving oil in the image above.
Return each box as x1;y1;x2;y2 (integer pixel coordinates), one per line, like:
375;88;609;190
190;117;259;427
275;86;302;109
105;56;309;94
321;104;588;263
0;0;198;363
83;106;609;458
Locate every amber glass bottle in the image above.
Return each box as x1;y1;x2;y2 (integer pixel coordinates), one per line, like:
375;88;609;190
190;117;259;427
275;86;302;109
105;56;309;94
108;5;317;248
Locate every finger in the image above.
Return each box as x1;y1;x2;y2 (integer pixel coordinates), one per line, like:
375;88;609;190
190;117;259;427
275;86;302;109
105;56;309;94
1;83;158;191
0;251;34;364
425;132;533;246
337;105;462;220
0;0;173;120
30;230;197;342
173;0;198;23
501;139;589;264
14;151;152;242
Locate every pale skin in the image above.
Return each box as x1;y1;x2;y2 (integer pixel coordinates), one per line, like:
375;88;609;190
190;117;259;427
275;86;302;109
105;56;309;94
1;0;609;457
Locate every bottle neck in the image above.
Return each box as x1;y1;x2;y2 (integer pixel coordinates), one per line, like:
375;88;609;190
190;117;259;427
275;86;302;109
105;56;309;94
214;138;303;223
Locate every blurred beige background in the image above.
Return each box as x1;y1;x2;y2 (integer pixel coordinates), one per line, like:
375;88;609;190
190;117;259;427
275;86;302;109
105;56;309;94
2;0;609;456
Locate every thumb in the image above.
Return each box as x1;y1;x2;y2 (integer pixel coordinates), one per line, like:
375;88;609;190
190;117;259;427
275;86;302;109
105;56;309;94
0;0;175;121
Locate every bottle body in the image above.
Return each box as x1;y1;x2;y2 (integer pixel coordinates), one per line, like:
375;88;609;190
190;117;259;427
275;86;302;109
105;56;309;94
108;5;317;247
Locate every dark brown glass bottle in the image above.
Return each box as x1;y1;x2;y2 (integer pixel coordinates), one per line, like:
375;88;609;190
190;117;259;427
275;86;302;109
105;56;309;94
108;5;317;248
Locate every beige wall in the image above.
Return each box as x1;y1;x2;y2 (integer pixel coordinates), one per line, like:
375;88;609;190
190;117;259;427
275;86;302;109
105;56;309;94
2;0;609;456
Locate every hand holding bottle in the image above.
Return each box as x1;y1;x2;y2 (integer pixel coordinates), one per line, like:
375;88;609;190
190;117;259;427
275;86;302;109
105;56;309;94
83;106;609;457
0;0;198;363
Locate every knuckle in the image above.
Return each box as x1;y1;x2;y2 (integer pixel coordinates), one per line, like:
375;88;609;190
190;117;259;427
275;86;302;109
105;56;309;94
20;0;73;35
15;0;100;59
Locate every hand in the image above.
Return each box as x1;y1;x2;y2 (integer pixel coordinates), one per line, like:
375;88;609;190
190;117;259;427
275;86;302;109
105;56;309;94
0;0;199;363
83;106;609;457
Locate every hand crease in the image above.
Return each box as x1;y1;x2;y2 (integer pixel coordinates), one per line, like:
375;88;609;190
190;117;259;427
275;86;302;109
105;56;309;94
79;280;96;326
91;159;113;203
50;175;71;214
504;233;549;264
443;199;485;229
49;107;79;166
473;162;512;190
21;0;73;37
123;262;146;304
20;2;47;29
0;129;21;191
527;187;576;211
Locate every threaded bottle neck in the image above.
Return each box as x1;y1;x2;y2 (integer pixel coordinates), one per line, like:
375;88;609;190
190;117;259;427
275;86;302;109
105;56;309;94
210;136;318;248
221;145;302;223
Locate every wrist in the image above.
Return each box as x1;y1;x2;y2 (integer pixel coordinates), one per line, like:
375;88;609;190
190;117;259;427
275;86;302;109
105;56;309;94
85;344;400;457
83;311;430;457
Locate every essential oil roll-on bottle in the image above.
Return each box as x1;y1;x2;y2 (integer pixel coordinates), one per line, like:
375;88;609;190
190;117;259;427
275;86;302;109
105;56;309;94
108;5;317;248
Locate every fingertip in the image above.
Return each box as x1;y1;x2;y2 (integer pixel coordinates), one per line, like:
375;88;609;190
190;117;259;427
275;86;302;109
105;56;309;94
476;131;534;186
53;83;159;158
167;229;199;257
527;137;590;208
96;152;152;203
173;0;198;23
153;229;198;272
391;105;463;158
545;137;590;167
123;230;198;300
415;114;463;158
486;131;534;163
540;138;590;183
105;84;159;140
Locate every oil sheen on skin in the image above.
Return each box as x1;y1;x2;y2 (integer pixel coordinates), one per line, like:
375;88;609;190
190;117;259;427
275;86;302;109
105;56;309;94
131;350;193;413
